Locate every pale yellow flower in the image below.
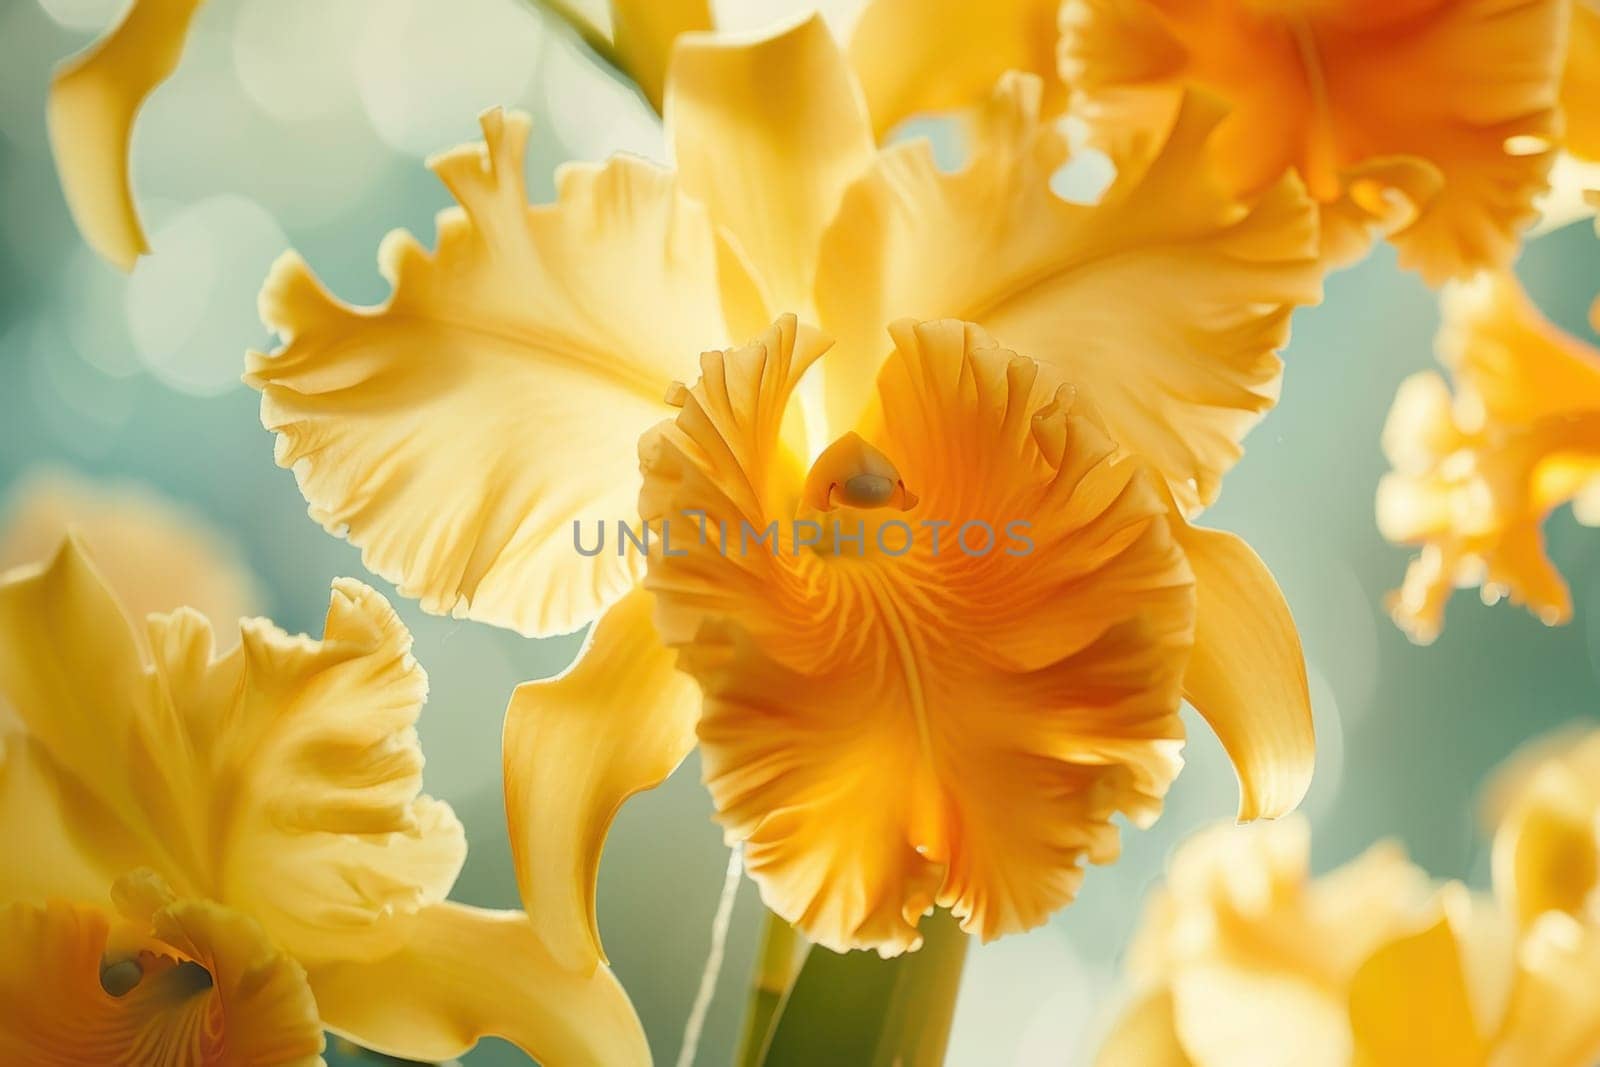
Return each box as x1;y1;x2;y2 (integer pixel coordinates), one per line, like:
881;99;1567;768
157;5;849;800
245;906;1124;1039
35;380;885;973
1060;0;1567;283
246;16;1320;964
1097;814;1600;1067
1377;271;1600;642
0;538;645;1065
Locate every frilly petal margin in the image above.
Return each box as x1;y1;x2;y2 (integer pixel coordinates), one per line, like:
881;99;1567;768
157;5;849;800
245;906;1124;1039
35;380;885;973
1174;517;1313;821
0;538;466;966
47;0;205;271
813;74;1322;514
641;317;1196;954
246;107;738;638
307;902;651;1067
503;585;699;975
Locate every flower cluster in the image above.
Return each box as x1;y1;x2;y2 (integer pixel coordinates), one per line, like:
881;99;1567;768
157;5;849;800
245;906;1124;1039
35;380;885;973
14;0;1600;1060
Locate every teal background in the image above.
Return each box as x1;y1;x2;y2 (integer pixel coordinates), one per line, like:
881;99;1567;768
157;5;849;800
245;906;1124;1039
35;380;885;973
2;1;1597;1063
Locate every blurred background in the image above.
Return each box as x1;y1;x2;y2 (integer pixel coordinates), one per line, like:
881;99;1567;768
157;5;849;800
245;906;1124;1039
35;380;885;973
3;0;1598;1063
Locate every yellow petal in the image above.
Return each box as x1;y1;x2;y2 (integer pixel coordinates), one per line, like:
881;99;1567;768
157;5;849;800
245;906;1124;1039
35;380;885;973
1137;818;1430;985
641;317;1196;954
1493;765;1599;925
46;0;205;271
847;0;1064;138
166;581;467;966
503;585;699;974
1061;0;1563;283
0;468;260;639
1175;518;1313;821
1377;273;1600;640
1488;729;1600;926
0;891;325;1066
1562;1;1600;161
1094;987;1194;1067
246;107;741;638
307;901;649;1067
667;14;875;320
1170;964;1351;1067
1347;898;1491;1067
0;538;465;966
0;732;144;908
1494;912;1600;1067
1117;819;1433;1067
0;537;158;851
814;76;1321;514
610;0;711;112
1439;271;1600;426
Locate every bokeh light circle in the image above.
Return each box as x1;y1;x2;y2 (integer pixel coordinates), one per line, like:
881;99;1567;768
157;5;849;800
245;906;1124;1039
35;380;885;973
356;0;544;158
125;194;287;397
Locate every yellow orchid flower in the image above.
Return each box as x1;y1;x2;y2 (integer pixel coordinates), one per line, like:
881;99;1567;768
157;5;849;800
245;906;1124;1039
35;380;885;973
0;468;260;636
1060;0;1566;283
0;538;646;1065
1377;271;1600;643
246;15;1320;966
1097;815;1600;1067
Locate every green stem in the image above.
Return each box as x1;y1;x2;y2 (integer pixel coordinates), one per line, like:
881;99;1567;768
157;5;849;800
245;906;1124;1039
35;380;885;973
758;911;970;1067
735;911;805;1067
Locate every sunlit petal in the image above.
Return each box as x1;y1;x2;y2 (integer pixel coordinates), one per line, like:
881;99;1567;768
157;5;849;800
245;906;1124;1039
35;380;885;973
0;732;142;908
46;0;204;270
307;902;650;1067
1377;273;1600;640
641;316;1195;954
667;14;876;320
815;75;1321;514
847;0;1064;138
246;107;742;638
1176;519;1313;821
1061;0;1564;283
503;585;699;974
1347;896;1491;1066
0;539;464;966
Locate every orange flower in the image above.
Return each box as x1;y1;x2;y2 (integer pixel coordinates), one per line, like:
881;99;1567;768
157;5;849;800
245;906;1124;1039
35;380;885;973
1061;0;1566;282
